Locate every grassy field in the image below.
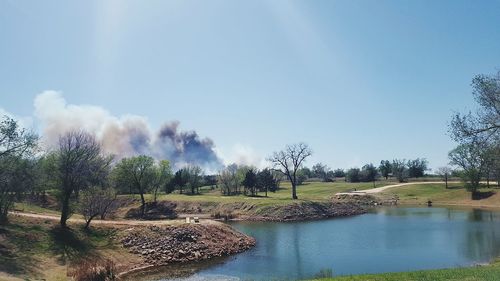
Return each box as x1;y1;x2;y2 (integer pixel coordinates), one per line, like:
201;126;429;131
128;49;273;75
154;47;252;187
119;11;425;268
311;260;500;281
381;183;500;209
149;181;391;205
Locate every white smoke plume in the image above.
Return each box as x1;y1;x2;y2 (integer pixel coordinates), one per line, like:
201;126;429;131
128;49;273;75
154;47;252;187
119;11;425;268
34;91;223;171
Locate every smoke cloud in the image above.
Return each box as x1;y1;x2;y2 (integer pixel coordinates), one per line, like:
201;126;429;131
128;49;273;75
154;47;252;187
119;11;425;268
34;91;223;171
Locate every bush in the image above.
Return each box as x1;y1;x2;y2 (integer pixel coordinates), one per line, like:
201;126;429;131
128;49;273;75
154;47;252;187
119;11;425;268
71;259;117;281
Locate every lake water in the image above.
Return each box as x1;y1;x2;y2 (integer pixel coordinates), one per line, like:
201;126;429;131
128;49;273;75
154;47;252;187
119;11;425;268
136;207;500;281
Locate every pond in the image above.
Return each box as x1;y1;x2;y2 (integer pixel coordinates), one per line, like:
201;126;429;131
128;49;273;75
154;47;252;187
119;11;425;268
133;207;500;281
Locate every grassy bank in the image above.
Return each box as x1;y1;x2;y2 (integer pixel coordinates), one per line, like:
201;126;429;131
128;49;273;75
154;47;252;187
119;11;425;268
0;215;141;281
381;183;500;209
311;260;500;281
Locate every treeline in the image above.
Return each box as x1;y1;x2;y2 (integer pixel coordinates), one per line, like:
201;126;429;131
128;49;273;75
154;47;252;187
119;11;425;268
292;158;429;184
0;117;283;227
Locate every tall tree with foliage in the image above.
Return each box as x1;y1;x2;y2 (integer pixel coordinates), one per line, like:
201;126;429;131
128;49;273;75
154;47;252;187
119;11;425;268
378;160;392;180
360;164;378;186
169;169;188;194
268;143;312;200
52;131;111;227
448;71;500;195
407;158;428;178
112;155;155;215
0;116;38;223
345;168;360;183
449;144;488;198
392;159;409;183
257;168;277;197
0;156;38;223
242;169;258;196
185;165;203;194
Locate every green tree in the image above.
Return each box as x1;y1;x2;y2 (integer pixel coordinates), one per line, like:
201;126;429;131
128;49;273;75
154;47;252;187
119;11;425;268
256;168;277;197
242;169;258;196
169;169;189;194
333;169;345;178
449;144;488;198
0;116;38;223
185;165;203;194
378;160;392;180
112;155;155;215
407;158;428;178
345;168;360;183
392;159;409;183
360;164;378;186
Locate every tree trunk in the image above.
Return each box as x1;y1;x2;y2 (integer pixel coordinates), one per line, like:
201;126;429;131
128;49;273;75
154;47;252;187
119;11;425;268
139;192;146;217
60;191;71;227
445;175;448;189
292;182;298;200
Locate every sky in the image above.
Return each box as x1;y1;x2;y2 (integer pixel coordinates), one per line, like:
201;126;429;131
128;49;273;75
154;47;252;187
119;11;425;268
1;0;500;171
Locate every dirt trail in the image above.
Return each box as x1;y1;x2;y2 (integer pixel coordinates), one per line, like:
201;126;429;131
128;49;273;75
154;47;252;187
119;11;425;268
9;211;216;226
336;181;461;195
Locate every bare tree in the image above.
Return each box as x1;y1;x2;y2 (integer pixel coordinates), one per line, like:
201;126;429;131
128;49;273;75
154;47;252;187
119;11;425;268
79;186;117;229
218;164;240;196
267;143;312;200
435;166;453;189
450;71;500;145
51;131;111;227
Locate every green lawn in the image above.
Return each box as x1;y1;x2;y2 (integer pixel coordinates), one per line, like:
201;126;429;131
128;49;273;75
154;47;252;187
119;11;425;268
381;183;500;208
143;181;391;206
311;260;500;281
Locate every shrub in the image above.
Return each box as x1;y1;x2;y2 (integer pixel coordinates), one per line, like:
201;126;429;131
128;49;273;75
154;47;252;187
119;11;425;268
71;259;117;281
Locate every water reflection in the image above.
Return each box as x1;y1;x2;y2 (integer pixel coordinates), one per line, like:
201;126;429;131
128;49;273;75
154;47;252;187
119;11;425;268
135;207;500;281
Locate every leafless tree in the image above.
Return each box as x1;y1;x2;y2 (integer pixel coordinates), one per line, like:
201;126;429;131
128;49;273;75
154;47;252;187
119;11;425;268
55;131;111;227
79;186;117;229
267;143;312;199
218;164;240;196
435;166;453;189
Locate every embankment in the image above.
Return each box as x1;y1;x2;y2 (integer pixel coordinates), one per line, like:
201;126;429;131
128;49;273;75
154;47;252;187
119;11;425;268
119;222;255;277
124;200;367;222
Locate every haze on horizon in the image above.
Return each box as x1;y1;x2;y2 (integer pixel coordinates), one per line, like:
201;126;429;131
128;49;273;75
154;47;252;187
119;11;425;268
1;0;500;171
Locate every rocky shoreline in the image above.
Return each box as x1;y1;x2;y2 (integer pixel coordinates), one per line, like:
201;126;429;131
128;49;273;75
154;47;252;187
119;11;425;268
120;223;255;268
242;201;366;222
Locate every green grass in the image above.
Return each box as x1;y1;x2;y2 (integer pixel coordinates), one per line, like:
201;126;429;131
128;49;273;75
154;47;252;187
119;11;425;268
381;183;500;208
133;181;392;207
13;202;60;215
310;260;500;281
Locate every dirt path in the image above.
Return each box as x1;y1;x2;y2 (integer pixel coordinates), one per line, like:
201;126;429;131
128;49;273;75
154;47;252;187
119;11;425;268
9;211;217;226
336;181;460;195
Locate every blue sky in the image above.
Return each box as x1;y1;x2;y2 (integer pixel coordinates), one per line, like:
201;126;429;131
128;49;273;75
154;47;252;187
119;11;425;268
1;0;500;170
